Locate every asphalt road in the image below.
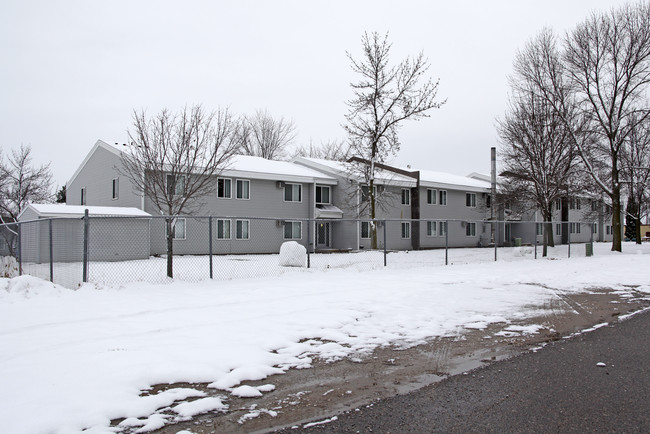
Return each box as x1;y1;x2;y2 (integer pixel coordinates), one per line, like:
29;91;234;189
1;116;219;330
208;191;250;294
287;309;650;433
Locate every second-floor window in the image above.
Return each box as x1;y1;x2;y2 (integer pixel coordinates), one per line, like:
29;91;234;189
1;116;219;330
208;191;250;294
217;178;232;198
401;189;410;205
316;186;330;204
439;190;447;206
427;188;437;205
112;178;119;200
466;193;476;207
284;183;302;202
166;174;185;197
236;179;249;200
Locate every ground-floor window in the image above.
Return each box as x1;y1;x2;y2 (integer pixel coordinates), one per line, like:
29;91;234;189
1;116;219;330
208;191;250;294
360;221;371;239
284;221;302;239
167;218;186;240
536;223;543;236
426;221;437;237
401;222;410;239
556;224;562;236
217;219;231;239
439;221;448;237
569;222;581;234
465;222;476;237
236;220;249;240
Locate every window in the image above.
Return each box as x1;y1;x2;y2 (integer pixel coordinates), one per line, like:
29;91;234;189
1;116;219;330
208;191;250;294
284;183;302;202
401;222;411;239
360;221;371;239
112;178;119;200
401;189;410;205
486;194;491;208
593;223;598;234
536;223;543;236
236;220;249;240
427;221;437;237
606;225;612;235
576;199;581;210
166;174;185;196
217;178;232;199
466;193;476;208
235;179;249;200
591;200;599;212
284;221;302;239
569;198;575;210
439;190;447;206
167;218;186;240
569;222;581;234
439;221;448;237
556;224;562;236
465;222;476;237
556;198;562;211
216;219;231;239
80;187;86;205
427;188;437;205
316;186;330;204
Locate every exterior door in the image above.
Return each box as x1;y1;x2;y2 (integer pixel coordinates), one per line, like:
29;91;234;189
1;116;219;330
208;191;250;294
316;222;330;248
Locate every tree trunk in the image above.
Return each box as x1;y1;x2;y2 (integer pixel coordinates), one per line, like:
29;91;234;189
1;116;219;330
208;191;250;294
166;218;174;278
635;214;642;245
369;177;377;249
611;166;622;252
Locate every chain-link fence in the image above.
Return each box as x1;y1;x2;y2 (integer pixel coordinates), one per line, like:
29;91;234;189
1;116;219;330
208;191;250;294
1;215;601;289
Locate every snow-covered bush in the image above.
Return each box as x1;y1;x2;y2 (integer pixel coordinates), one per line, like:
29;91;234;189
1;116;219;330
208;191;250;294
1;256;19;278
278;241;306;267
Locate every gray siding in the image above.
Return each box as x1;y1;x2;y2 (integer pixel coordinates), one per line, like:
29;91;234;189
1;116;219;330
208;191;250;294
68;144;142;209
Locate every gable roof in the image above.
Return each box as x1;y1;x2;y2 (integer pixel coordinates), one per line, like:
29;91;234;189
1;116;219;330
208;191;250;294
291;157;417;187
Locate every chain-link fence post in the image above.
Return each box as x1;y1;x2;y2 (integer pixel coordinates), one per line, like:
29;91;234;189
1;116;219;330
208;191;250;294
567;225;571;258
17;222;22;276
383;220;387;266
49;219;53;282
208;216;213;279
445;220;449;265
82;210;89;283
494;221;498;262
307;218;311;269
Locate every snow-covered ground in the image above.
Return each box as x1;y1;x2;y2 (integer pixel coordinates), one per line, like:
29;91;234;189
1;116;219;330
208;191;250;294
1;243;649;433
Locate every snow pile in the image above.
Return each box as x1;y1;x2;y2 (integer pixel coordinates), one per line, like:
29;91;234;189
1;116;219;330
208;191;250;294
278;241;306;267
0;243;648;433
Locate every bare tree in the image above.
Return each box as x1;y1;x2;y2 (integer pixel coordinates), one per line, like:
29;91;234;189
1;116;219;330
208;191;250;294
0;145;53;220
345;31;445;248
292;139;351;161
120;105;239;278
0;145;53;255
622;115;650;243
497;85;578;256
236;109;297;160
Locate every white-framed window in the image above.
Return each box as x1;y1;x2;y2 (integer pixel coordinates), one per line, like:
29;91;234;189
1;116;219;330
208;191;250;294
216;219;231;239
316;185;330;204
569;222;581;234
593;223;598;234
465;193;476;208
112;178;119;200
166;174;185;197
556;198;562;211
217;178;232;199
236;220;249;240
439;221;448;237
465;222;476;236
556;223;562;235
80;187;86;205
439;190;447;206
606;225;612;235
426;188;437;205
361;185;379;202
360;221;371;239
427;221;437;237
401;189;410;205
401;222;411;239
284;183;302;202
167;218;186;240
236;179;250;200
536;223;543;236
284;221;302;239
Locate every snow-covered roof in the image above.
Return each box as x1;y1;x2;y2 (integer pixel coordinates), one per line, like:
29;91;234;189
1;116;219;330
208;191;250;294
222;155;337;184
292;157;417;187
19;204;151;220
416;169;491;191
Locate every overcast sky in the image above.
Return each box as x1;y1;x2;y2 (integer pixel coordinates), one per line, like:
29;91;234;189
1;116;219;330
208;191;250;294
1;0;628;188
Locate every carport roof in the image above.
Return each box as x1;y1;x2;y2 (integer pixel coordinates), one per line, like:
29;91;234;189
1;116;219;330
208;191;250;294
19;204;151;220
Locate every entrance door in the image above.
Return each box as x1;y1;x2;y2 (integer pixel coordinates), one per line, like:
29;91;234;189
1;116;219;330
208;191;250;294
316;222;330;248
